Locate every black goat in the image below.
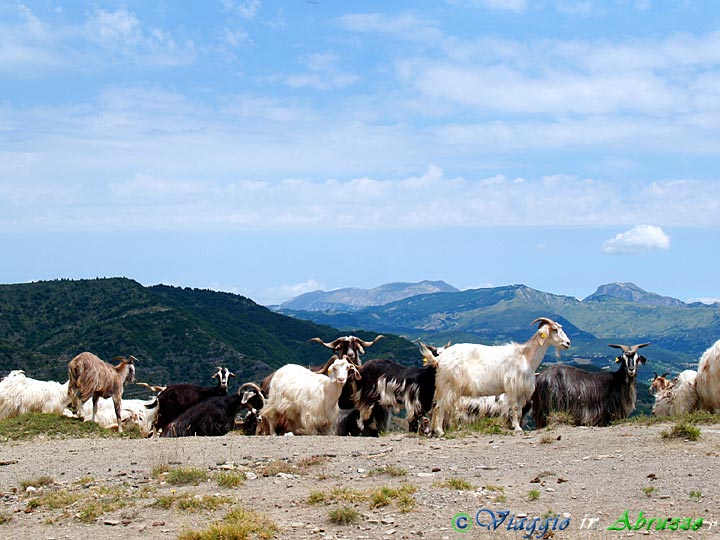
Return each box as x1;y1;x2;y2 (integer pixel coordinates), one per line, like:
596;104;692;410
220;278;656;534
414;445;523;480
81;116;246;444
531;343;649;428
237;382;265;436
160;388;245;437
151;366;235;434
351;358;436;433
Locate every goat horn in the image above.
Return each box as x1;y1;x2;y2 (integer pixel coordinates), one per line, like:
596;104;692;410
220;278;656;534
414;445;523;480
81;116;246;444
309;337;345;350
239;382;264;394
661;372;670;378
354;335;385;348
315;355;340;374
652;372;658;379
629;343;650;352
531;317;556;327
608;344;630;352
128;355;139;363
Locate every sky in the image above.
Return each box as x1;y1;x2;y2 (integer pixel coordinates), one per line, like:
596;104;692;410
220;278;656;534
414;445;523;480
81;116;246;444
2;1;720;305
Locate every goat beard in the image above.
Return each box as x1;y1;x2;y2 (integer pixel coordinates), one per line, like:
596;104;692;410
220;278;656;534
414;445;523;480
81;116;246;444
554;345;562;360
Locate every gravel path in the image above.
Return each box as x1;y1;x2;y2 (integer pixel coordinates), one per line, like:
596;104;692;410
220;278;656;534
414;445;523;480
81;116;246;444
1;422;719;540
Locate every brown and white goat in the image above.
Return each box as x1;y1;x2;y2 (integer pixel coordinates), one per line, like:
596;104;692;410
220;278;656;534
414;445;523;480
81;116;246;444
67;352;137;432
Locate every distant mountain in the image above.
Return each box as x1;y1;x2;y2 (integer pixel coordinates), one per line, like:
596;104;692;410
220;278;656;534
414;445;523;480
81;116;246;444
584;282;686;307
279;280;459;312
282;283;720;374
0;278;417;395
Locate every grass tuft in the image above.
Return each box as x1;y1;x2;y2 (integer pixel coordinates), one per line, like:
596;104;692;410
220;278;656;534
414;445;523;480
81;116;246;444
20;475;54;490
178;506;277;540
215;470;246;488
328;506;360;525
166;467;209;486
528;489;540;501
436;478;475;491
661;422;701;441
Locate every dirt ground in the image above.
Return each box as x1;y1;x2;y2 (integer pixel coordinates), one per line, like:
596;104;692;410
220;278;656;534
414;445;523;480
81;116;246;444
1;422;719;540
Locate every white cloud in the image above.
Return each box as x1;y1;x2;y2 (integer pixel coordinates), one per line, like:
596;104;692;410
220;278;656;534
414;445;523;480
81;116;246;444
86;8;141;46
602;225;671;254
481;0;528;12
219;0;261;19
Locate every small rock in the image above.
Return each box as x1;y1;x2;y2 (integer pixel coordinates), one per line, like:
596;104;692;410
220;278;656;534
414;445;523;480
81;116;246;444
291;522;305;528
104;520;120;526
25;486;37;493
417;472;434;478
245;472;258;480
152;521;165;527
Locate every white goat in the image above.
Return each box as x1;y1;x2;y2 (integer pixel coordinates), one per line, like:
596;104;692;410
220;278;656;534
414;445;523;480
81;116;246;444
63;397;157;436
0;370;71;420
697;338;720;412
652;370;699;417
260;355;361;435
67;352;137;432
422;317;570;434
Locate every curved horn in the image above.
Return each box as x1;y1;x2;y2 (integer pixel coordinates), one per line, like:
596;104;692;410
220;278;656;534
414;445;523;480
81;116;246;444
112;356;127;363
239;382;266;407
531;317;556;328
315;355;341;374
652;372;658;379
661;372;670;378
309;337;346;350
128;355;139;363
608;344;630;353
354;335;385;348
629;343;650;353
239;382;264;395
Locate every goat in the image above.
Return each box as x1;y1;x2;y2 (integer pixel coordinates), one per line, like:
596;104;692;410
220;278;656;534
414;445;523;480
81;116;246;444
310;334;385;367
237;382;266;436
259;334;384;396
456;395;511;424
0;370;70;420
151;366;235;435
696;338;720;412
66;397;158;436
531;343;648;428
652;370;699;417
424;318;570;434
161;388;247;437
350;357;437;434
67;352;137;433
260;355;361;435
649;372;672;395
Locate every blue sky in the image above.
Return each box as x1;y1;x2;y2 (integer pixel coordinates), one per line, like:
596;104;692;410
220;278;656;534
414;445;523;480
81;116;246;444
2;0;720;305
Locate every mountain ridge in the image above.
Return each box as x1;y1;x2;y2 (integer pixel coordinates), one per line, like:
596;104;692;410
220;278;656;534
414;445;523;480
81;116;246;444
279;280;459;312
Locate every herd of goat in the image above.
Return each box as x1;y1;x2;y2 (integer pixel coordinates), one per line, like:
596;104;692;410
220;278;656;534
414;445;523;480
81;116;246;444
2;317;720;438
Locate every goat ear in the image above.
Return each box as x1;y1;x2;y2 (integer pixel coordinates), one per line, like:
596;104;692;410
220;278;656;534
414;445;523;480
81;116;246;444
638;355;647;365
229;372;236;378
615;355;623;363
211;372;219;379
